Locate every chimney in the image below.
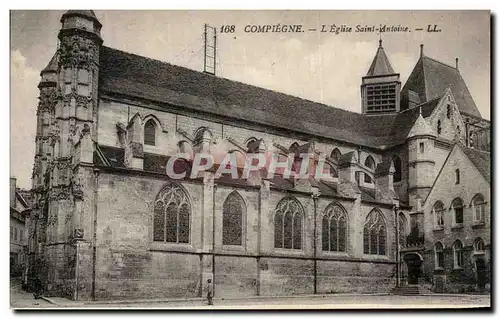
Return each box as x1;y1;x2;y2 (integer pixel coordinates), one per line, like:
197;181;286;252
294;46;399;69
420;44;424;57
10;177;16;207
455;58;459;70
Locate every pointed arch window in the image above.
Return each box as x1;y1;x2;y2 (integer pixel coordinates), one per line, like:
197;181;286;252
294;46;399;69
455;169;460;184
153;183;191;244
472;194;486;223
144;119;156;146
453;240;464;268
363;209;387;255
437;120;442;135
331;148;341;163
398;213;407;247
435;242;444;269
274;197;303;250
392;155;402;183
322;203;347;252
222;191;245;246
451;198;464;225
432;201;445;228
364;156;375;169
474;238;485;253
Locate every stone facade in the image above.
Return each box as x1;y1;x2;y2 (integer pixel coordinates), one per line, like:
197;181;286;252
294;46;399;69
25;10;490;301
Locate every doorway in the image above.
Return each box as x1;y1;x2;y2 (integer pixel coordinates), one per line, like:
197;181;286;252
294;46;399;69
403;253;423;285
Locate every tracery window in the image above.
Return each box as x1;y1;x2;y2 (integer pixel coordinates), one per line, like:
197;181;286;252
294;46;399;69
331;148;341;163
222;191;245;246
363;209;386;255
274;196;303;250
322;203;347;252
153;183;191;244
364;156;375;169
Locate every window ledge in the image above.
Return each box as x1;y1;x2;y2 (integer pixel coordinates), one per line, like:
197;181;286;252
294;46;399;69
363;254;389;260
322;251;349;257
434;267;444;271
451;224;463;230
473;251;486;256
222;244;246;252
452;267;464;271
273;248;306;257
149;241;195;253
433;226;444;232
472;222;486;228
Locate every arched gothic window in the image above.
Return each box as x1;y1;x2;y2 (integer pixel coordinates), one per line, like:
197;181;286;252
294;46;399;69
274;197;303;250
453;240;464;268
144;119;156;146
435;242;444;268
153;183;191;243
331;148;341;163
322;203;347;252
398;213;407;247
432;201;445;228
474;238;485;253
364;156;375;169
222;191;245;246
451;198;464;225
472;194;486;223
363;209;386;255
392;155;402;183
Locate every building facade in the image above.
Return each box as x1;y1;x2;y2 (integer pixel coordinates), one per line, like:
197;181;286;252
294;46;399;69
10;177;31;279
25;11;491;301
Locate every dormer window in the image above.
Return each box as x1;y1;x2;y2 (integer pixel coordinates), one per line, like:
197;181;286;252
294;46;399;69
447;104;452;119
144;119;156;146
455;169;460;184
437;120;442;135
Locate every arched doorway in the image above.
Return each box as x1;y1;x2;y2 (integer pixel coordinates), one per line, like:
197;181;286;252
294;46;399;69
476;258;487;291
403;253;423;285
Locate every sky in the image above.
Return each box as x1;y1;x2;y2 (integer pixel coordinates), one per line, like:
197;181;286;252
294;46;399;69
10;10;490;189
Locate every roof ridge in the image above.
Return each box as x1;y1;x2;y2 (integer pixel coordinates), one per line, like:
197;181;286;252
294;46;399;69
102;46;367;118
423;55;459;72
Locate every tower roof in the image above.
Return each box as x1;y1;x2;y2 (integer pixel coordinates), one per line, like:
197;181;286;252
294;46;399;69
40;52;58;75
61;10;101;27
401;54;481;118
406;110;436;139
366;40;395;76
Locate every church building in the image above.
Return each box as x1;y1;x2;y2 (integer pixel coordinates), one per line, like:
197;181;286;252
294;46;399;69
26;10;491;301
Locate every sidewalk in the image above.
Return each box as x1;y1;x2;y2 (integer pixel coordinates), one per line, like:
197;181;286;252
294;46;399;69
39;291;490;308
42;292;392;308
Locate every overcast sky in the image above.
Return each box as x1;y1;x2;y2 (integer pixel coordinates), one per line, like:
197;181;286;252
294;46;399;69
10;10;490;189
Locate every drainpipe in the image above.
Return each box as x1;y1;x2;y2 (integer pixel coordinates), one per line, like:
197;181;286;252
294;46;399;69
212;183;217;297
394;204;400;287
91;168;99;301
312;193;318;294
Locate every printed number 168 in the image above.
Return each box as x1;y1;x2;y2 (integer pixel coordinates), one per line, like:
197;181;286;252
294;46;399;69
220;25;235;33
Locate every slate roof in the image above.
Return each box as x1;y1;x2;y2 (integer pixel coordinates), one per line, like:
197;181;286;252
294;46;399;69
401;56;481;118
98;46;466;149
366;40;396;76
41;52;58;75
61;10;101;25
461;145;491;183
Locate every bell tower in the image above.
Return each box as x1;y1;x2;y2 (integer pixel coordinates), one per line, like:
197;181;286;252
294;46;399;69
361;40;401;115
29;10;103;300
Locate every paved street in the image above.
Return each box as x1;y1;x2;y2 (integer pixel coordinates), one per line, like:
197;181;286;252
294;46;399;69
10;282;491;310
87;294;491;309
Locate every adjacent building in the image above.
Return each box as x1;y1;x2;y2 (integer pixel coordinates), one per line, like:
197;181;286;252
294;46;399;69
10;177;31;278
25;10;490;301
